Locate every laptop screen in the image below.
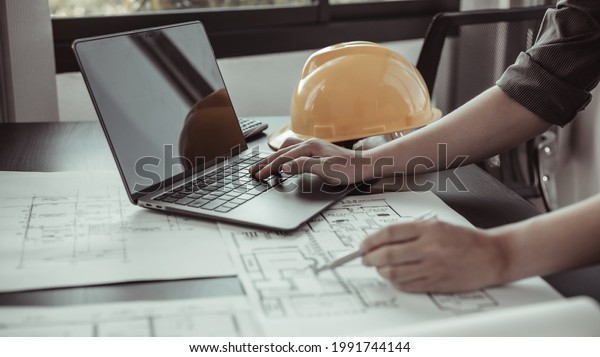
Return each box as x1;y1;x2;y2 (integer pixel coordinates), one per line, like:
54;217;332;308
74;22;247;199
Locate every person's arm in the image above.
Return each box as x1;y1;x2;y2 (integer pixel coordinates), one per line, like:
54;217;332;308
360;194;600;293
251;86;551;183
252;1;600;183
366;86;550;177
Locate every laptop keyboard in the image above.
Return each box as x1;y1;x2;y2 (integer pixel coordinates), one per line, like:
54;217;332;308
152;152;287;213
239;118;267;139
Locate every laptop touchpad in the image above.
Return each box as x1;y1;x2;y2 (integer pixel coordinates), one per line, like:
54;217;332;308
274;173;348;197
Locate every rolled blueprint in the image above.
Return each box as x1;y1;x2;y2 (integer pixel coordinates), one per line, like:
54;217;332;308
371;297;600;337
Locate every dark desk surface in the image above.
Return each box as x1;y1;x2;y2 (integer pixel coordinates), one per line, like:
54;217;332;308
1;118;598;305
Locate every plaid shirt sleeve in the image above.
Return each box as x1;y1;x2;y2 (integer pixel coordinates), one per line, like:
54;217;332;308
496;0;600;126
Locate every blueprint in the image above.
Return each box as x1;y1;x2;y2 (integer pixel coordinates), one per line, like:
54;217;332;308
219;191;563;336
0;296;260;337
0;171;235;292
370;297;600;337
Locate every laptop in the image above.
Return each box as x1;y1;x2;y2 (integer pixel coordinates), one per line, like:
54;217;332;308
72;21;351;231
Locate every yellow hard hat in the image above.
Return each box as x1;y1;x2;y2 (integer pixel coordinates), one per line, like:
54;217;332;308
268;41;442;150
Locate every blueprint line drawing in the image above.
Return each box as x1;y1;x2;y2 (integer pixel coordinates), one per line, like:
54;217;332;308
429;291;499;313
6;187;203;270
0;297;260;337
225;196;436;319
0;171;236;292
219;192;563;336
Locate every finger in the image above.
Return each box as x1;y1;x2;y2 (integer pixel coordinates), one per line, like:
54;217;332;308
254;148;313;180
282;156;350;185
362;241;423;266
280;137;305;149
250;144;304;179
376;263;426;284
254;139;330;180
393;278;431;293
361;223;421;253
280;157;325;175
249;143;296;173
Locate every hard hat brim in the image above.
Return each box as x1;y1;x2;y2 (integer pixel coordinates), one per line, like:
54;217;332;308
267;124;312;150
268;107;443;151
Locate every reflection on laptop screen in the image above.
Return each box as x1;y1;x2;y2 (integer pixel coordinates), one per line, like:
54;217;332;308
75;23;246;196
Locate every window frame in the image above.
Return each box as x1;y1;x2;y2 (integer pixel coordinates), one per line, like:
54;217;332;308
53;0;460;73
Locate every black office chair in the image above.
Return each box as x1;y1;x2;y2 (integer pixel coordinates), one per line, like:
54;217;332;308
416;6;559;211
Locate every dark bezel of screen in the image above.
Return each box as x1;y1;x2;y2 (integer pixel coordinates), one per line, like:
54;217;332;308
72;21;248;204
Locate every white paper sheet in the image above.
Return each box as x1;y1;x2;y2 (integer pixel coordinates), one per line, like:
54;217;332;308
0;296;260;337
0;171;235;292
219;191;563;336
370;297;600;337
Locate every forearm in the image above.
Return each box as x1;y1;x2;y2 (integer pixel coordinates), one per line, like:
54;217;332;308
492;194;600;282
364;86;551;179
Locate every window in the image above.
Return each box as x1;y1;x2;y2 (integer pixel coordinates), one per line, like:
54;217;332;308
50;0;460;72
50;0;312;17
49;0;445;17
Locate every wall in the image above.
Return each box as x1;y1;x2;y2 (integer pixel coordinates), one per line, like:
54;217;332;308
0;0;58;122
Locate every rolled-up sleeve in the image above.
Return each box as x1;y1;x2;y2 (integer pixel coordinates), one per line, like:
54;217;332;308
496;0;600;126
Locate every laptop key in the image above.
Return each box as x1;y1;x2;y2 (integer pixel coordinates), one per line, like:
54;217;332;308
154;193;171;201
255;185;269;192
202;199;228;210
212;190;227;197
162;196;179;203
239;194;255;201
235;189;249;196
222;184;238;191
248;186;268;195
175;197;196;206
214;181;226;188
251;180;265;187
232;187;248;194
195;182;209;189
215;207;232;213
189;198;211;208
230;198;246;205
221;193;239;201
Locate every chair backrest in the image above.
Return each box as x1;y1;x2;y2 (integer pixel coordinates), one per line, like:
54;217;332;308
416;6;556;206
417;6;548;115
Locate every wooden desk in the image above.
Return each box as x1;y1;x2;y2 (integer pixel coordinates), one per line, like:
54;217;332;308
1;117;598;305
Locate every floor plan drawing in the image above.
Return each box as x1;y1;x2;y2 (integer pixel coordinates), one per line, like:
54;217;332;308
0;297;260;337
234;231;402;319
0;171;236;292
220;192;563;336
429;291;498;313
5;187;205;270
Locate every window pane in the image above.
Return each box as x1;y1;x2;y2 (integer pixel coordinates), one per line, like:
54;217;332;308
49;0;312;17
330;0;411;3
